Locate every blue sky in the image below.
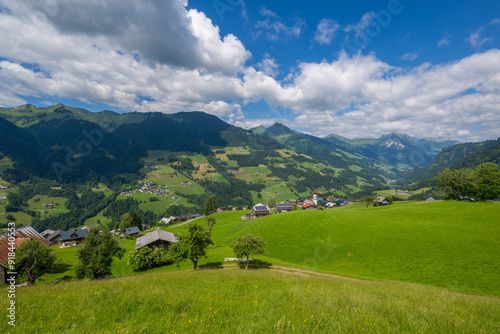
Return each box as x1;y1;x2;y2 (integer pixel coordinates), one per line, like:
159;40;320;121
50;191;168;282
0;0;499;141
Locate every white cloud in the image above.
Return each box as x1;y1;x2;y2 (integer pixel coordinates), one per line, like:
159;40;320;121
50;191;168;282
0;1;500;142
344;12;376;34
467;27;493;49
490;18;500;26
257;54;280;78
259;6;279;18
253;8;305;41
314;18;339;45
400;53;418;61
437;38;450;47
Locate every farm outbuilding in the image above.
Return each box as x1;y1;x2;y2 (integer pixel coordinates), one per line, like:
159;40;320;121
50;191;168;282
135;230;178;251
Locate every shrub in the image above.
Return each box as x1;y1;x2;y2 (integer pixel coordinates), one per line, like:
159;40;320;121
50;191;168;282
129;247;173;271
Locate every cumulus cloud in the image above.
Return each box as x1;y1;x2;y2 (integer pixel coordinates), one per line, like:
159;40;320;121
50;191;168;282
0;0;499;142
11;0;249;74
314;18;339;45
256;54;280;78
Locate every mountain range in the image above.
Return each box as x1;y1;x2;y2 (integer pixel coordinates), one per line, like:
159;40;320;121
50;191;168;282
0;104;498;191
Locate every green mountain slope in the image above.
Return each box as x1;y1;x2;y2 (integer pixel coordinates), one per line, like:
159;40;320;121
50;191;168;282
405;138;500;182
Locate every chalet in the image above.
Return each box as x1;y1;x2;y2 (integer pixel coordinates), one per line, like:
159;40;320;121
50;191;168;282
423;195;437;201
40;229;55;238
375;197;390;206
42;203;55;209
47;230;63;245
302;203;314;209
217;207;226;213
0;262;7;284
61;229;88;245
159;218;172;225
0;195;7;199
276;202;294;212
142;224;152;231
135;230;178;251
303;199;315;206
177;215;189;222
124;226;141;237
0;226;52;265
251;203;270;218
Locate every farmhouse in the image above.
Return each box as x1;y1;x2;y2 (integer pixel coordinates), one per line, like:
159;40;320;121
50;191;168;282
46;230;63;245
42;203;55;208
135;230;178;251
0;226;52;265
177;215;189;222
159;218;172;225
423;195;437;201
276;202;294;212
61;229;88;245
0;200;5;205
0;195;7;199
40;229;55;238
375;197;390;206
251;203;271;218
124;226;141;237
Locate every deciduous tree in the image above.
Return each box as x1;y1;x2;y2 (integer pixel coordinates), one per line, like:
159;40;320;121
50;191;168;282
15;239;56;284
170;223;212;270
230;234;267;270
75;228;125;279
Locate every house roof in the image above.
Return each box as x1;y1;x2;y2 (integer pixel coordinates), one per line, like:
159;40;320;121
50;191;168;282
276;203;293;208
61;229;88;242
302;203;313;209
423;194;435;200
135;230;178;250
253;203;270;212
0;226;52;263
47;230;63;242
178;215;189;220
125;226;141;235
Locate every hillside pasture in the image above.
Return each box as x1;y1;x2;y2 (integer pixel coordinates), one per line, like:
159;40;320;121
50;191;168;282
4;269;499;333
168;201;500;297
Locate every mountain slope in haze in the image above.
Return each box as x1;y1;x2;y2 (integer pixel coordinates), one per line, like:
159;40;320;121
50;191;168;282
324;132;458;169
405;138;500;183
259;123;388;186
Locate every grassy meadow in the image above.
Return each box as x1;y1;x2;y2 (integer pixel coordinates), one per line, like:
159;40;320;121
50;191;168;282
166;200;500;297
1;269;499;333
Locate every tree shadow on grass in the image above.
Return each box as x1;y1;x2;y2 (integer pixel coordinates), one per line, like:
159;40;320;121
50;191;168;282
199;262;224;269
51;263;72;275
237;259;273;270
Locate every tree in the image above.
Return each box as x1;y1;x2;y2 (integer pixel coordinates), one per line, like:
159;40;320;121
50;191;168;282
230;234;267;270
267;198;276;208
170;223;212;270
206;216;217;236
5;214;16;221
203;195;217;215
15;239;56;285
363;196;374;207
75;228;126;279
120;212;142;231
436;168;474;200
473;162;500;200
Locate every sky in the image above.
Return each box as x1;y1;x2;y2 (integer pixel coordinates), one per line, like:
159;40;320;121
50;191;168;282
0;0;500;141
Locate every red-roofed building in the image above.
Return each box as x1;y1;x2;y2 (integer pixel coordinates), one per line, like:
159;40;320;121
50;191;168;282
0;226;51;264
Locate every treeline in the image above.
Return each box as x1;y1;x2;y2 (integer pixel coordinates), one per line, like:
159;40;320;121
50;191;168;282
182;179;265;208
227;150;281;167
436;162;500;200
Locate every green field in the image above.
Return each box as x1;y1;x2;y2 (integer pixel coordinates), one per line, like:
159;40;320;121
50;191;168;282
166;201;500;297
37;200;500;298
27;195;68;215
3;269;499;333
